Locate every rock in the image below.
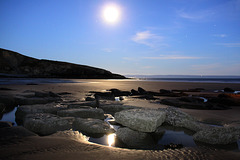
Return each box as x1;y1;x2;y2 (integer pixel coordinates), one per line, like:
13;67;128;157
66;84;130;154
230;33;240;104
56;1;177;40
67;101;96;108
161;98;229;110
24;113;74;136
0;95;15;107
14;96;61;105
116;127;155;149
34;91;60;98
131;89;139;95
57;108;104;120
94;92;115;100
0;126;37;142
119;96;124;101
57;92;71;95
109;88;131;97
209;94;240;106
160;89;172;94
179;97;204;103
73;118;114;135
138;87;147;95
15;103;67;124
162;107;210;132
85;97;95;101
115;109;166;132
99;104;139;115
224;87;235;93
0;121;13;128
193;126;240;145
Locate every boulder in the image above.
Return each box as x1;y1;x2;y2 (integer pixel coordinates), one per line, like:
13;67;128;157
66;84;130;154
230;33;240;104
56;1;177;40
73;118;114;135
115;109;166;132
108;89;131;97
160;89;172;94
161;98;229;110
94;92;115;100
23;113;74;136
162;107;210;132
138;87;147;94
57;108;104;120
15;103;67;124
0;95;15;107
223;87;235;93
34;91;60;98
193;126;240;145
116;127;155;149
85;97;95;101
99;104;139;115
131;89;139;95
67;101;96;108
14;96;61;105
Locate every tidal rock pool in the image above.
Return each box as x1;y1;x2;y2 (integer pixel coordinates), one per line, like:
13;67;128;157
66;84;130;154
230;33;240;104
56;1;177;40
1;106;240;151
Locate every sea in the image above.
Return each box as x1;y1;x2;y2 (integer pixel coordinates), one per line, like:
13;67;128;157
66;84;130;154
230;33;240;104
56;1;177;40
125;75;240;83
0;75;240;84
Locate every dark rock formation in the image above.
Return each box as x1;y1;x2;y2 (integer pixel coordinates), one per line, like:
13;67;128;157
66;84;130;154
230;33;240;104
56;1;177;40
23;113;74;136
73;118;114;135
116;127;155;149
0;48;125;79
57;108;104;120
115;109;166;132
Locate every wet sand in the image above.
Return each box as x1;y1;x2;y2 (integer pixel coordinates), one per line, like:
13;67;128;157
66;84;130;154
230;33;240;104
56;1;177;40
1;79;240;159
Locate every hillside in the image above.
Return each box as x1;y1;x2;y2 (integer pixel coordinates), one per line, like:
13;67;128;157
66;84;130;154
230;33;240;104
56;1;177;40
0;48;125;79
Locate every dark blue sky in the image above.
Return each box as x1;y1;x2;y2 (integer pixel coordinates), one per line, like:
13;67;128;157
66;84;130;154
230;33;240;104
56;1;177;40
1;0;240;75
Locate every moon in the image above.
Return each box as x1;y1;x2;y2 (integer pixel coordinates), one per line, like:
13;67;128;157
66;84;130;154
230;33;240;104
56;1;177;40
102;4;121;24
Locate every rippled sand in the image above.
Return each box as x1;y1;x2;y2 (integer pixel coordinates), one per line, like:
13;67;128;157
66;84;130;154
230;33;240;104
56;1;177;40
1;135;240;160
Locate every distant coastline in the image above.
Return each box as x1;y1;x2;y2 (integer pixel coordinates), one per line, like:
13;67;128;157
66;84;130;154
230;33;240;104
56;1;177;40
126;75;240;83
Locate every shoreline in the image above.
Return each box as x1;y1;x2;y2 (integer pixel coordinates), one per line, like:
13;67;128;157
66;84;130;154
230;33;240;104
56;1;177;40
1;79;240;159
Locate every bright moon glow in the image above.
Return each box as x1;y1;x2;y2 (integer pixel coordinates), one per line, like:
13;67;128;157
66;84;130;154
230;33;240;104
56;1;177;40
102;4;121;24
107;133;116;147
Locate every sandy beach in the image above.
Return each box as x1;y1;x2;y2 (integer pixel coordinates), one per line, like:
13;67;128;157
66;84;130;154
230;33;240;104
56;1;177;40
1;79;240;160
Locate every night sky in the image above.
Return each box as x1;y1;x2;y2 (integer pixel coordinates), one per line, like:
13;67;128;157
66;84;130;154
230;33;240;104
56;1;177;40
1;0;240;75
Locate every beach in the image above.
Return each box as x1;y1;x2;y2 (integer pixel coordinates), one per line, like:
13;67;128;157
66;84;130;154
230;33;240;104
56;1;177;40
1;79;240;160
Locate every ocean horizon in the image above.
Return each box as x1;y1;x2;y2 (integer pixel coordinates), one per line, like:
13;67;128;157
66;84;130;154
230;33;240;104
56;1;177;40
125;75;240;83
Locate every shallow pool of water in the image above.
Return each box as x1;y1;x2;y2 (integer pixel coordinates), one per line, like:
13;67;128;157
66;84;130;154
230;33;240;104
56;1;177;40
0;106;18;126
1;107;239;151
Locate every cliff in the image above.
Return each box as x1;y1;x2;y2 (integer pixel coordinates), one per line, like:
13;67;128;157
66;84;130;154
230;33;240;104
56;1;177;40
0;48;125;79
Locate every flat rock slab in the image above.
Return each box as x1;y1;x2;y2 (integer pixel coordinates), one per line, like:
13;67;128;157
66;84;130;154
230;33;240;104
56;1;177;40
116;127;155;149
57;108;104;120
161;107;210;132
99;104;139;115
73;118;114;135
193;126;240;145
115;109;166;132
24;113;74;136
67;101;96;108
15;103;67;123
14;96;61;105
